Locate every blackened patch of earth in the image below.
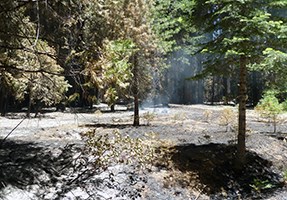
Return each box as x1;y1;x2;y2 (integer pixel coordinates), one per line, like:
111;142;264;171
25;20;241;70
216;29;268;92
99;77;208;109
170;143;285;199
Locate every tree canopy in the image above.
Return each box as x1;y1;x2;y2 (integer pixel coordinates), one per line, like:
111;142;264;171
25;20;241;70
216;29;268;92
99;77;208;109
0;0;287;132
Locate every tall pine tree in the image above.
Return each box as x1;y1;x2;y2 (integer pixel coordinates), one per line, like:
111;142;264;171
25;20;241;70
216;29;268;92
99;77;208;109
189;0;287;167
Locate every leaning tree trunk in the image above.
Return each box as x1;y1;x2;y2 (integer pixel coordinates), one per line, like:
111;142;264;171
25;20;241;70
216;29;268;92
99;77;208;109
132;53;140;126
237;56;247;169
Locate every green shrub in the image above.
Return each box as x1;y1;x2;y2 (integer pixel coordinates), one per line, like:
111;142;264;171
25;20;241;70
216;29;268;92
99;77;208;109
282;100;287;111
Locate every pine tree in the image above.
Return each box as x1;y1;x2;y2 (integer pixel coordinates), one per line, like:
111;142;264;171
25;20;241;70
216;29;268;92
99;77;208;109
83;0;161;125
0;1;70;115
189;0;287;167
85;39;135;112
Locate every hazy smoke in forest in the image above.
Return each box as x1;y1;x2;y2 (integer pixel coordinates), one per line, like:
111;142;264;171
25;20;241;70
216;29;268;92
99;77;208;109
163;50;204;105
142;49;204;108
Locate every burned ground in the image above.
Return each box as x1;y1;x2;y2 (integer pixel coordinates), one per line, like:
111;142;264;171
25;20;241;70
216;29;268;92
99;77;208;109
0;104;286;199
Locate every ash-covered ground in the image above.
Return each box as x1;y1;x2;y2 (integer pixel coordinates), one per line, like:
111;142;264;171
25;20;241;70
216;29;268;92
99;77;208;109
0;104;286;200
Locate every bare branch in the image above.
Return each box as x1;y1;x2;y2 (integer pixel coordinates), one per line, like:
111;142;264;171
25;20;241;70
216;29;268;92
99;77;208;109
0;44;57;59
0;61;84;77
32;0;40;48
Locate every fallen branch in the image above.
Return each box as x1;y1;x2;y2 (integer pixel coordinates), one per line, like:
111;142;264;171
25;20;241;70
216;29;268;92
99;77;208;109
0;117;26;145
194;186;205;200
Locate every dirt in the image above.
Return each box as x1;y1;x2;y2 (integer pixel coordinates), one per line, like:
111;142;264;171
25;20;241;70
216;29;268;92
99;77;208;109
0;104;286;200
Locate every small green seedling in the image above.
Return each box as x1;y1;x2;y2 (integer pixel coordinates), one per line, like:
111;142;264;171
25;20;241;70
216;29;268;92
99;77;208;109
255;91;285;133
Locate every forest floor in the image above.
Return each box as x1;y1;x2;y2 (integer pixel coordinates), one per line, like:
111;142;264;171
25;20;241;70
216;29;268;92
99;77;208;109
0;104;286;200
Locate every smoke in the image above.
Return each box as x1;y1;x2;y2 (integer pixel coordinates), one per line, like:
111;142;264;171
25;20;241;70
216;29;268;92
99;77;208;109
164;49;205;104
141;47;205;108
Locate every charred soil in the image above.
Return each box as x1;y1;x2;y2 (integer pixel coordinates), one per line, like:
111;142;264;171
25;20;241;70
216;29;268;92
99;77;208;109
0;104;286;199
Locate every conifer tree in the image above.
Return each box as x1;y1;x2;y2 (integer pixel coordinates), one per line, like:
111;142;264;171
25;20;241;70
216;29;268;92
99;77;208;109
85;39;135;112
83;0;161;125
0;0;70;115
189;0;287;167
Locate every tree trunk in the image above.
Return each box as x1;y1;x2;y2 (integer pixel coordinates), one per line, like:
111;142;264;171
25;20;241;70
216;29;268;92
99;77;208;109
111;104;115;112
27;93;32;118
223;76;231;105
0;90;7;116
133;93;140;126
237;56;247;168
133;53;140;126
211;76;215;105
273;115;277;133
252;72;260;106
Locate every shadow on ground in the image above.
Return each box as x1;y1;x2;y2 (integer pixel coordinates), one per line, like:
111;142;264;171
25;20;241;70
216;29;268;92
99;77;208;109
0;140;95;199
82;122;151;129
170;143;285;199
0;140;44;189
83;123;133;129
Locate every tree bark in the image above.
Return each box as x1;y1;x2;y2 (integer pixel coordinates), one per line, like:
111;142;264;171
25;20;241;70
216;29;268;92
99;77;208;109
0;88;7;116
237;56;247;168
111;104;115;112
133;53;140;126
27;92;32;118
273;115;277;133
223;76;231;105
133;93;140;126
211;76;215;105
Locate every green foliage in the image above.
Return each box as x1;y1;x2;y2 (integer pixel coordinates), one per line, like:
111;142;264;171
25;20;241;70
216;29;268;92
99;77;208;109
151;0;201;76
104;88;118;107
283;169;287;183
18;41;70;107
67;93;80;104
85;39;135;108
188;0;287;166
255;91;284;117
281;100;287;111
151;0;196;54
0;1;70;112
81;0;163;116
251;48;287;94
255;90;285;133
190;0;287;78
250;178;274;192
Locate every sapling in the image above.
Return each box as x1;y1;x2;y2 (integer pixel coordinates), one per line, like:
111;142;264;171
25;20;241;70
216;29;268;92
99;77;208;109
142;111;156;126
283;169;287;184
218;107;237;132
255;91;284;133
203;110;213;123
172;112;187;124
